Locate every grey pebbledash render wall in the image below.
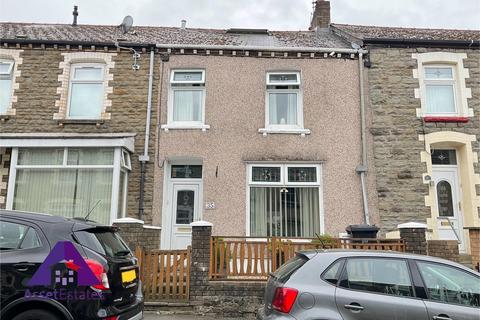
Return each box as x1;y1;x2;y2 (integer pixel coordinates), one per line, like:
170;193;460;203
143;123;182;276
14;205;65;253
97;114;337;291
367;47;480;233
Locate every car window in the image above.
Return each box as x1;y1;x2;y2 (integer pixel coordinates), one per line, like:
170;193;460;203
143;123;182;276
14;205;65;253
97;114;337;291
272;254;308;284
417;261;480;308
74;229;130;258
322;259;344;285
341;258;414;297
19;227;41;249
0;221;29;250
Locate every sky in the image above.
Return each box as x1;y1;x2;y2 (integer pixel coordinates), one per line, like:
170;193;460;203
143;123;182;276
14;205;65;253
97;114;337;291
0;0;479;30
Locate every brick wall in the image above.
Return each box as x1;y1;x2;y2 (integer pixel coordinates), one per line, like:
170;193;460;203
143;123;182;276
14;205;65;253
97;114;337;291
0;46;159;223
468;228;480;271
427;240;459;262
190;222;264;317
367;47;480;233
113;218;161;251
399;226;428;255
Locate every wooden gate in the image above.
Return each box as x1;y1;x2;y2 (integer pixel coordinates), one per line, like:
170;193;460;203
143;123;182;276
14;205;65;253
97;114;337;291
135;247;191;301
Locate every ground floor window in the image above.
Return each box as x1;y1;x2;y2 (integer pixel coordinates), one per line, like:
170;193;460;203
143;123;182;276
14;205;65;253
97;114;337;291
249;164;321;237
7;147;130;225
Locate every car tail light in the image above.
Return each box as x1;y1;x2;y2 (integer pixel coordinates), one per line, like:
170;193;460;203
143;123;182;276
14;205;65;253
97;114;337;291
85;259;110;291
102;316;118;320
272;287;298;313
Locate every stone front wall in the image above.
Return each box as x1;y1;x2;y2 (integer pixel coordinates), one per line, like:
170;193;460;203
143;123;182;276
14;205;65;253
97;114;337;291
113;219;161;251
190;223;264;318
427;240;459;262
0;46;159;223
367;47;480;233
399;227;428;255
0;148;11;208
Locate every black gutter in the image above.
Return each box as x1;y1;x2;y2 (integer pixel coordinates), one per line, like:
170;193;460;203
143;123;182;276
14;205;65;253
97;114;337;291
363;38;480;48
0;38;156;48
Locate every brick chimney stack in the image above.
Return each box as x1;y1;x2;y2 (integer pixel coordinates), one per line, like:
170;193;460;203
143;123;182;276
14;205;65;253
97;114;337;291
310;0;330;30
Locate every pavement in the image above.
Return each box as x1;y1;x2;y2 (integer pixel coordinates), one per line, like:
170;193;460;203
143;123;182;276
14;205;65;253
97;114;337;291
143;312;249;320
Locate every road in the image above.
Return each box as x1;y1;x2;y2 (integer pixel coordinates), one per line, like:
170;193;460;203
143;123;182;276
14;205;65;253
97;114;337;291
143;312;250;320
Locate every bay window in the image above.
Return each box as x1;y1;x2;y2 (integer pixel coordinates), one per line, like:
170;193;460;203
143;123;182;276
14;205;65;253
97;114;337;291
68;63;105;119
248;164;322;237
0;60;14;114
8;147;130;225
163;69;208;129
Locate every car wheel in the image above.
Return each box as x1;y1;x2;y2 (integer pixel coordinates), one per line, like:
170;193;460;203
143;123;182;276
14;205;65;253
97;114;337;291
12;309;61;320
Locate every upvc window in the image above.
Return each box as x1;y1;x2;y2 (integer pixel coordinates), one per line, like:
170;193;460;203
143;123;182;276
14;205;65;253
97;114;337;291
248;164;322;238
165;70;207;129
264;72;304;131
9;147;129;225
68;63;105;119
424;66;456;115
0;60;14;114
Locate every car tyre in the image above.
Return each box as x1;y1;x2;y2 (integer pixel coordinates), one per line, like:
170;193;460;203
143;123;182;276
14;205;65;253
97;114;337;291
12;309;62;320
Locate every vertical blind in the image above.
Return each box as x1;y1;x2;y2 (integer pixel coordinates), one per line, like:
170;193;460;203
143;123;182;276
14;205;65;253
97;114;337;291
269;93;297;125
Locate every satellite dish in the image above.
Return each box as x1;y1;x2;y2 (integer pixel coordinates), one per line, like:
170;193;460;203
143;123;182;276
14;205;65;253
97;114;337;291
120;15;134;34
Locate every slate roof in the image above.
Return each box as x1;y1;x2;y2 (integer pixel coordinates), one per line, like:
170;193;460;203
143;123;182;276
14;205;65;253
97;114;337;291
331;23;480;42
0;22;352;49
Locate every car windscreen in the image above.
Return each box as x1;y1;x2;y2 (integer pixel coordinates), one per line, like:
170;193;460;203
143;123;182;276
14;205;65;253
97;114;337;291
272;254;308;283
74;229;130;258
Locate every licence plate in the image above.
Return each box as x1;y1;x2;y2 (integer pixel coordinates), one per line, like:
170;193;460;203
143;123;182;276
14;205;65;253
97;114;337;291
121;269;136;283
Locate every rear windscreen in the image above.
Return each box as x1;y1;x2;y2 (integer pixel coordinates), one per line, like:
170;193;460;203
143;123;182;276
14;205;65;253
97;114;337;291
272;255;308;283
74;229;130;258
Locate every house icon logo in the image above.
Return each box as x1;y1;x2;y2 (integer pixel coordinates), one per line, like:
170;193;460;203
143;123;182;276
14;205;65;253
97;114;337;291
28;241;100;287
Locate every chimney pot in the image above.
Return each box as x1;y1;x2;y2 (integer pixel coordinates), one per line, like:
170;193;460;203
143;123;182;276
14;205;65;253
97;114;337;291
310;0;330;30
181;20;187;30
72;5;78;26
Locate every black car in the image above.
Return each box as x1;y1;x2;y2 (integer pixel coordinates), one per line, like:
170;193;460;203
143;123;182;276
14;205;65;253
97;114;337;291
0;210;143;320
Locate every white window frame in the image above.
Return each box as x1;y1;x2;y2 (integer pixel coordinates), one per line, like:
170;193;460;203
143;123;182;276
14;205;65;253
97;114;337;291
0;60;15;115
423;65;458;116
67;63;106;119
6;147;129;224
260;72;310;135
162;69;209;130
413;52;472;118
246;163;324;237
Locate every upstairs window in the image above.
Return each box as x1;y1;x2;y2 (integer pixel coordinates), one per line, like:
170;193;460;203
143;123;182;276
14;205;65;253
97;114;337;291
265;72;303;129
68;63;105;119
424;66;456;115
0;60;14;114
166;70;207;128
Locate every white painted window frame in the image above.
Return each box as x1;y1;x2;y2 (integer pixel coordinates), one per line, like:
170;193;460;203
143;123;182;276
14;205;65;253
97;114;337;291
423;65;458;116
6;146;129;224
0;59;15;114
67;63;106;119
413;52;472;118
162;69;209;130
245;163;324;237
260;71;310;135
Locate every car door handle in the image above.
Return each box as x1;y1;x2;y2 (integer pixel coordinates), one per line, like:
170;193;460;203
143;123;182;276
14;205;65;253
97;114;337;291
344;303;364;311
13;263;35;272
433;316;452;320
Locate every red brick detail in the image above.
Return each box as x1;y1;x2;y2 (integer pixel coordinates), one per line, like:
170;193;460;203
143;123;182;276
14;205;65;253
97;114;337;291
423;116;469;123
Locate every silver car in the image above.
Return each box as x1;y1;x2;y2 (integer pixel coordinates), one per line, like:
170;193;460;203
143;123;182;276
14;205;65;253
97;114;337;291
257;250;480;320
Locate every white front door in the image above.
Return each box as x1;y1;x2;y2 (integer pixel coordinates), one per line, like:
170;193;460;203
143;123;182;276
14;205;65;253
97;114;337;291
169;183;200;249
432;167;465;252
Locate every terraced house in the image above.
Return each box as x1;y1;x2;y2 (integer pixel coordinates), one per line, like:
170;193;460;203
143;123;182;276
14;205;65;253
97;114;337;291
332;24;480;263
0;2;378;250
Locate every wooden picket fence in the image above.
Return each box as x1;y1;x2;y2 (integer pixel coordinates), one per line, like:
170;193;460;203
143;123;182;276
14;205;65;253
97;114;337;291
135;246;191;301
210;236;405;280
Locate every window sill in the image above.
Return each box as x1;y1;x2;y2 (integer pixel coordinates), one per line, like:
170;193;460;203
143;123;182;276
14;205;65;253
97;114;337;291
161;124;210;131
57;119;106;127
258;128;311;136
423;116;469;123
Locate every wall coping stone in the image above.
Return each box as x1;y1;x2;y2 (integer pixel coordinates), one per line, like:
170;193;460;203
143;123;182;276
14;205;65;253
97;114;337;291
191;220;213;227
143;225;162;230
113;217;144;224
398;222;428;229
